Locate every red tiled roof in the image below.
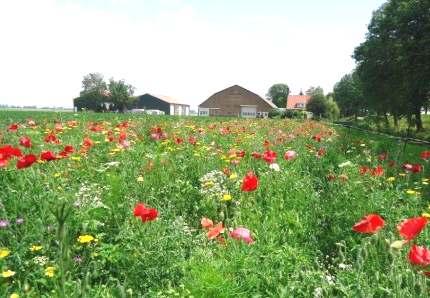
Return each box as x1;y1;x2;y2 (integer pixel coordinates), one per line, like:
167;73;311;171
286;95;311;109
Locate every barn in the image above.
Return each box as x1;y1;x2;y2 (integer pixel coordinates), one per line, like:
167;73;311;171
134;94;190;116
198;85;276;118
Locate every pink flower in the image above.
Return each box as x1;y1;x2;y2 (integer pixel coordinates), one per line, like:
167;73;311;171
284;150;297;161
229;227;254;244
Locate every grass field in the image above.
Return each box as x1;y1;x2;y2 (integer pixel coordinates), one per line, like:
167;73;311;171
1;111;430;297
338;114;430;142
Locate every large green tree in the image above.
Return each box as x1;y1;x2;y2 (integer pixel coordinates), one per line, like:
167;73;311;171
267;84;290;108
333;72;364;119
74;73;108;112
353;0;430;131
108;79;136;113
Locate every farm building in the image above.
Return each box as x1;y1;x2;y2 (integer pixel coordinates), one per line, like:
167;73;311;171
134;94;190;116
198;85;276;118
286;95;311;110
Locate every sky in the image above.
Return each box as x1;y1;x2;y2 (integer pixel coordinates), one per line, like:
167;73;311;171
0;0;386;109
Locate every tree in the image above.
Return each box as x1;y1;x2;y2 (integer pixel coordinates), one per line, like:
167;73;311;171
74;73;108;112
306;93;327;118
108;79;136;113
306;86;324;97
81;73;107;95
267;84;290;108
333;72;364;119
352;0;430;131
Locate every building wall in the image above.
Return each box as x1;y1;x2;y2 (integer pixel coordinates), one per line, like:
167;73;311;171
199;85;274;117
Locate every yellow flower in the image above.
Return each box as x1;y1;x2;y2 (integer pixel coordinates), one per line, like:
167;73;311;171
30;245;43;252
71;156;81;161
423;182;429;185
221;194;232;202
387;177;396;182
45;266;55;278
0;248;10;259
399;173;406;177
53;173;61;178
406;189;420;195
78;235;95;244
2;270;16;278
136;176;144;182
10;293;19;298
229;173;238;180
422;212;430;218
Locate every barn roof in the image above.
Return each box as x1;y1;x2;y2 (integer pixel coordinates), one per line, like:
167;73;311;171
286;95;311;109
199;85;276;108
145;93;189;106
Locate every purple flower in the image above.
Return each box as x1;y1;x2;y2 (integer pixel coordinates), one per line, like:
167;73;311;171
74;255;83;263
0;219;10;228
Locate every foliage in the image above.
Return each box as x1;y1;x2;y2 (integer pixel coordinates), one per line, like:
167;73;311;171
267;84;290;108
306;86;324;97
333;72;364;118
352;0;430;131
108;79;136;113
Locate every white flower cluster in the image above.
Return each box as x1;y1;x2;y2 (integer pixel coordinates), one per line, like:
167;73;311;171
199;170;229;200
74;182;109;210
33;256;49;266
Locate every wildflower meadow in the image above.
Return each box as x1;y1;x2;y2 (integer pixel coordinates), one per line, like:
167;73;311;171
1;111;430;297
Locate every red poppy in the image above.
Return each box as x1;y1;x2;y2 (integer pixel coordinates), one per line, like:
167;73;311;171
241;172;259;192
359;166;369;175
411;164;422;173
188;136;197;145
16;154;37;169
19;136;32;148
119;132;127;142
317;148;326;157
370;165;384;177
236;150;246;158
133;203;158;222
44;134;59;144
7;123;18;132
421;151;430;160
174;137;183;144
64;145;75;153
201;217;214;229
409;245;430;267
40;151;57;161
0;145;22;160
83;137;94;148
352;214;385;234
262;150;277;163
207;223;224;239
312;134;322;142
263;140;271;147
397;217;428;241
251;152;262;159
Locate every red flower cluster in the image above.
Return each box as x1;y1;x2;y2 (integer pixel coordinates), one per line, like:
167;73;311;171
402;163;422;173
0;145;22;168
19;136;32;148
133;203;158;222
16;154;37;169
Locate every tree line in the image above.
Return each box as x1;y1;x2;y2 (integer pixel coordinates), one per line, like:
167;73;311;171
333;0;430;131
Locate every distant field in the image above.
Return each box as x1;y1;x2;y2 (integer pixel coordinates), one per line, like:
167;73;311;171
1;111;430;297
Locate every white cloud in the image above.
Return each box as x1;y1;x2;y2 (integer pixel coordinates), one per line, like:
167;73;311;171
0;0;371;109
